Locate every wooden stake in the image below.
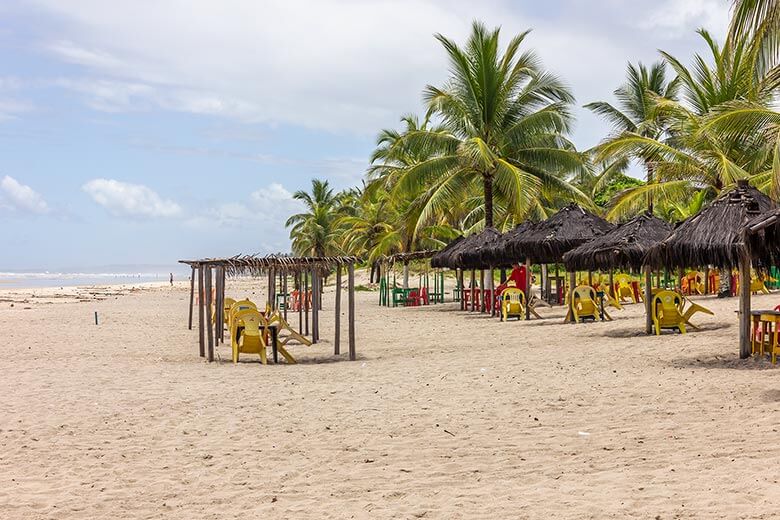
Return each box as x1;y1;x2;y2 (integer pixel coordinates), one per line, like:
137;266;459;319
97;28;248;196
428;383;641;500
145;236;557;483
283;271;288;320
205;267;214;362
739;254;752;359
188;266;195;330
312;269;319;344
198;266;205;357
297;272;303;333
335;265;342;355
348;263;356;361
479;269;485;313
568;271;576;323
525;259;532;320
644;267;653;335
304;270;310;336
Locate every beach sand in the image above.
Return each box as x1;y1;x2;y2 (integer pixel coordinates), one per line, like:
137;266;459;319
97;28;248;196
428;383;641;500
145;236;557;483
1;273;780;519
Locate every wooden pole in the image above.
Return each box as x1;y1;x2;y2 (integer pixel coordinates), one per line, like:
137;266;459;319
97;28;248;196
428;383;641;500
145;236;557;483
197;266;205;357
704;267;710;294
568;271;576;323
214;266;221;345
644;267;653;334
283;271;288;320
312;269;319;344
458;269;465;309
348;263;356;361
297;272;303;333
739;254;752;359
479;269;485;313
188;266;195;330
304;271;310;335
525;259;532;320
335;265;342;355
470;269;476;312
205;267;214;362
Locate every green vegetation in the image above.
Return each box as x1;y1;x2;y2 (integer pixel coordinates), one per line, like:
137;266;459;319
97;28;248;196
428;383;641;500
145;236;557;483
287;1;780;261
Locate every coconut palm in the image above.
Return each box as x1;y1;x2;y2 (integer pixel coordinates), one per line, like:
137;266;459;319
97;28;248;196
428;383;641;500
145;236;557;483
285;179;340;256
373;21;588;235
585;61;679;212
595;29;778;220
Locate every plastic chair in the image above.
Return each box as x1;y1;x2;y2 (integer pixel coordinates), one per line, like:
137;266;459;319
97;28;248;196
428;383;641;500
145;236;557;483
231;308;269;364
614;273;638;303
651;290;686;335
572;285;602;322
500;288;526;321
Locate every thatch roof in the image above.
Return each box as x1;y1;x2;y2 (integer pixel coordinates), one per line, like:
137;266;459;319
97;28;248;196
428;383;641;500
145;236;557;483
430;236;464;268
380;250;438;265
562;213;672;271
744;206;780;266
478;221;537;267
449;227;502;269
644;180;775;269
179;254;357;276
511;203;614;264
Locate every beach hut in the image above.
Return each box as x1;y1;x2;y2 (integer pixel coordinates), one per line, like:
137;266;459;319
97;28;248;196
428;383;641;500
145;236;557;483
644;180;775;357
563;213;673;332
179;254;359;362
430;235;464;269
441;227;501;311
508;203;614;320
378;250;439;305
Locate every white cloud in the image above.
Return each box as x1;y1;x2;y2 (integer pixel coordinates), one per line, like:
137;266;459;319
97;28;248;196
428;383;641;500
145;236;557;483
638;0;730;37
23;0;734;144
0;175;50;214
82;178;181;218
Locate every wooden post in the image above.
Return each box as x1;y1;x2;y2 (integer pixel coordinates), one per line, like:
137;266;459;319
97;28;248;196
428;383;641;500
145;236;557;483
197;266;205;357
348;263;356;361
335;265;342;355
644;267;653;334
704;267;710;294
739;255;752;359
312;269;319;344
205;267;214;362
488;267;495;317
297;272;303;333
458;269;465;309
304;271;310;335
219;267;226;344
479;269;485;313
283;271;288;320
214;266;221;345
568;271;576;323
470;270;476;312
188;266;195;330
525;259;532;320
555;264;560;304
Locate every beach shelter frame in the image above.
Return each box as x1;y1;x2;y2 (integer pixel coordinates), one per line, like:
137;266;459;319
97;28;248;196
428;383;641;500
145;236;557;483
180;254;359;362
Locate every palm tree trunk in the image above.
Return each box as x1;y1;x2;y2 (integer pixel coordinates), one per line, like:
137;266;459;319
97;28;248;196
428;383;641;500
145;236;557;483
645;160;654;214
403;262;409;289
483;175;494;228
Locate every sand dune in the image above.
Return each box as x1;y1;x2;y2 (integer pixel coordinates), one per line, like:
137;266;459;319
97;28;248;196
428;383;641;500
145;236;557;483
1;275;780;519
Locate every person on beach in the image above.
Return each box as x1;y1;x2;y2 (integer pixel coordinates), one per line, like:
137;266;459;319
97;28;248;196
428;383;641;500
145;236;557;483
495;264;527;296
170;273;173;286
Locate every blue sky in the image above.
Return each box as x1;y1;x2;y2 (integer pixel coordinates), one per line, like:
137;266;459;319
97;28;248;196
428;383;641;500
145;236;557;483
0;0;731;270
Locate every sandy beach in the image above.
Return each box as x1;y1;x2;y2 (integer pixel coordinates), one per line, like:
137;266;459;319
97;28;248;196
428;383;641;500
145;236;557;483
1;273;779;519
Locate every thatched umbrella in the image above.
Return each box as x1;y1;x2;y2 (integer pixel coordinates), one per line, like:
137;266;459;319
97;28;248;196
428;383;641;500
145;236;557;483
501;203;614;321
563;213;672;333
512;203;615;264
479;221;537;267
430;236;464;269
644;183;773;270
562;213;672;272
644;180;775;357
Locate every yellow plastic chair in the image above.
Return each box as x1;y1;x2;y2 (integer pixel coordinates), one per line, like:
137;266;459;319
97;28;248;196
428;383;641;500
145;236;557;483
571;285;607;322
651;290;686;335
500;288;526;321
614;273;638;304
222;297;236;325
681;298;714;329
750;278;770;295
686;271;705;295
228;299;257;334
231;308;269;364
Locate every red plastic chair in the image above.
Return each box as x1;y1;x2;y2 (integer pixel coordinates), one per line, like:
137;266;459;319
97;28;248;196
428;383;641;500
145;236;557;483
420;287;429;305
406;289;420;306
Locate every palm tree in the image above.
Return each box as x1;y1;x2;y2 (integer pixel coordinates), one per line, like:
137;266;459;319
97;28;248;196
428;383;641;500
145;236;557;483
285;179;340;256
375;21;588;235
595;29;778;220
585;61;679;213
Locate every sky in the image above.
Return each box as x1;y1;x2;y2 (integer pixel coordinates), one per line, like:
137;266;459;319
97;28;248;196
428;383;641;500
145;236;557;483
0;0;732;270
